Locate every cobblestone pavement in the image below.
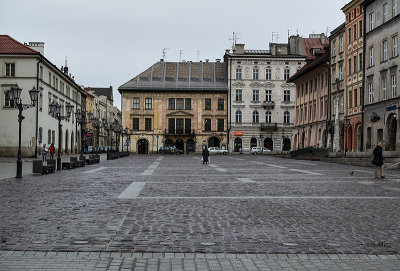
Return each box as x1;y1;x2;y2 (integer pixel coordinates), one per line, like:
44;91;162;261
1;154;400;270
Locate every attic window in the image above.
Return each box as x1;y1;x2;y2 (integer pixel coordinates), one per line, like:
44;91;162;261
267;62;271;64
237;61;241;64
254;61;258;64
285;62;289;65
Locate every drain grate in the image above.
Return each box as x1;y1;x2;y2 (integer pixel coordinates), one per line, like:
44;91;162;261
365;242;391;248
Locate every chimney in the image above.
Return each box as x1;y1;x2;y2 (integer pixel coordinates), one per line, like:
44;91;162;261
28;42;45;55
63;57;69;75
234;44;245;54
215;59;221;63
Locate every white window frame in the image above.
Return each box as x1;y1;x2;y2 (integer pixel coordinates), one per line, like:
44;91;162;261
383;39;388;61
393;35;398;57
368;82;373;103
235;110;242;123
382;76;387;100
236;68;242;80
5;63;15;77
253;68;259;80
332;40;336;56
252;111;259;123
265;90;272;102
252;89;259;102
266;68;272;80
284;89;290;102
369;12;375;31
392;74;397;98
369;46;374;66
265;111;272;123
339;66;344;80
235;89;242;101
339;36;344;52
383;3;389;23
284;111;290;124
393;0;398;17
284;68;290;81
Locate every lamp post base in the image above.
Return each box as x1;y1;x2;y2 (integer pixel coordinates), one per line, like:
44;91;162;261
57;157;62;171
16;159;22;178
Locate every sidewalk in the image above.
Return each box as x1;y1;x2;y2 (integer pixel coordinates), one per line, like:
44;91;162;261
0;153;106;180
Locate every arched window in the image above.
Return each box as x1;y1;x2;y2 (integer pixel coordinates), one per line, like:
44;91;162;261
252;111;259;123
235;110;242;123
284;111;290;124
265;111;272;123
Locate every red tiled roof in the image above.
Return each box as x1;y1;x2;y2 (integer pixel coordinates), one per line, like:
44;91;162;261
287;51;329;83
301;38;329;60
0;35;40;54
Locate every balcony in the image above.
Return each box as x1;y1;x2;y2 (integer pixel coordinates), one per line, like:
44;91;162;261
260;123;278;131
280;101;294;108
262;101;275;109
164;129;196;136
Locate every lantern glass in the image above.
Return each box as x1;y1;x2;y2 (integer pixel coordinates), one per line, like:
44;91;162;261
55;103;61;115
8;87;14;102
11;84;22;102
66;102;73;117
125;127;129;134
29;86;39;105
49;101;56;114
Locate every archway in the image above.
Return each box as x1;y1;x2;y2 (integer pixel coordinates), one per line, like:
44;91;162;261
208;137;220;148
234;137;242;152
165;139;174;146
176;139;184;151
186;139;195;153
387;114;397;151
282;138;291;151
250;138;257;149
264;138;273;151
137;138;149;154
65;130;69;154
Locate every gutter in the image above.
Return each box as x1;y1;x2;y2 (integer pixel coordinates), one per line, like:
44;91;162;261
34;55;43;158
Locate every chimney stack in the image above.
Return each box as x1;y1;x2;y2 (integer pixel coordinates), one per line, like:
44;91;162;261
63;57;69;75
28;42;45;55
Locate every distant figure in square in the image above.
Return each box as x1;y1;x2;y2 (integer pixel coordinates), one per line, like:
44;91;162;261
42;144;48;161
372;142;384;179
202;146;209;164
49;143;55;160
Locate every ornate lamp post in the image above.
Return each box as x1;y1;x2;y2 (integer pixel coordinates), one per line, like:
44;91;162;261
156;135;159;154
74;109;87;159
88;112;101;155
49;101;74;170
8;84;39;178
281;128;285;151
102;118;111;152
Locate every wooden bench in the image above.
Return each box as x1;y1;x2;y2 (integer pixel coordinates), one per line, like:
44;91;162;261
33;160;55;175
62;161;76;170
71;157;85;167
90;154;100;163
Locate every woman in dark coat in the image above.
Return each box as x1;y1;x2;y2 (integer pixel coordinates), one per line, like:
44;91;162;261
372;142;384;179
202;146;209;164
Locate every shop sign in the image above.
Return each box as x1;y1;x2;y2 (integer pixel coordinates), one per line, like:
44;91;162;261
234;131;243;136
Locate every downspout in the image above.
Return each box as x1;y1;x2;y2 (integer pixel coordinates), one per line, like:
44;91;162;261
228;56;232;152
360;4;367;152
326;60;331;150
35;55;43;158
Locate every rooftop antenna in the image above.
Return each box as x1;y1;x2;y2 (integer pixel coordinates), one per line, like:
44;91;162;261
196;50;201;61
229;31;240;50
287;29;290;40
272;32;280;43
179;50;185;62
162;48;169;61
326;27;331;36
65;56;68;67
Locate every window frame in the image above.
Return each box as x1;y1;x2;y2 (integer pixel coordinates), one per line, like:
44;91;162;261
132;118;139;130
392;74;397;98
252;68;259;80
235;110;242;123
217;98;224;110
284;89;290;102
145;118;152;131
252;111;259;123
266;68;272;80
145;98;152;109
236;67;242;80
5;63;15;77
382;76;387;100
252;89;259;102
383;39;388;61
235;89;242;101
205;98;211;110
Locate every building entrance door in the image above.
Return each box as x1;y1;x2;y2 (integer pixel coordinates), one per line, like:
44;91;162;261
137;139;148;154
208;137;220;148
264;138;273;151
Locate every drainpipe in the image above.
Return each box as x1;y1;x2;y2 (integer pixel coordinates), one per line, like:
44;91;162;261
360;4;367;152
35;55;43;158
228;56;232;152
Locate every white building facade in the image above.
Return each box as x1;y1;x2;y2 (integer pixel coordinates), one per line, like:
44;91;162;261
224;41;306;153
0;35;83;157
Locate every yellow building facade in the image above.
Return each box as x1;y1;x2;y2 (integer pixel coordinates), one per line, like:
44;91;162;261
119;61;228;154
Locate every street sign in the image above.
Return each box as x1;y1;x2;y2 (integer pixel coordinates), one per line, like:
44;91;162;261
126;139;130;144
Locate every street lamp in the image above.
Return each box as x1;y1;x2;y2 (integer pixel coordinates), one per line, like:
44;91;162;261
75;109;87;159
156;135;159;154
50;101;74;170
88;112;101;155
281;128;285;151
8;84;39;178
102;118;111;152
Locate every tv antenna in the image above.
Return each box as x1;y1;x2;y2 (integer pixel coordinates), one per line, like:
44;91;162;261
179;50;185;62
229;31;240;50
326;27;331;36
162;48;169;61
272;32;280;43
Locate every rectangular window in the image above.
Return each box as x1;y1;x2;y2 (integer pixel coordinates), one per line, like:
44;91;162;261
339;66;344;80
339;36;344;52
332;41;336;56
304;104;307;121
266;68;272;80
185;98;191;110
217;119;224;132
393;35;398;57
340;95;344;113
132;118;139;130
48;129;51;145
354;89;358;107
253;68;259;80
384;3;389;22
354;23;357;41
369;46;374;66
252;89;259;101
145;118;152;130
348;27;352;43
205;98;211;110
133;98;140;109
185;119;191;134
52;131;55;145
204;118;211;131
168;98;175;110
176;118;184;134
236;68;242;80
265;90;272;102
284;90;290;102
235;89;242;101
218;98;224;110
394;0;398;17
359;20;363;38
145;98;152;109
359;53;363;70
4;90;14;107
368;83;373;103
349;90;353;108
369;12;375;31
168;118;175;134
354;55;357;72
382;76;387;100
5;63;15;77
392;74;397;97
348;59;352;75
383;39;388;61
284;69;290;80
176;98;184;110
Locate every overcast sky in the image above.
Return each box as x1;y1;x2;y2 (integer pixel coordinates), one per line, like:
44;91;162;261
2;0;349;109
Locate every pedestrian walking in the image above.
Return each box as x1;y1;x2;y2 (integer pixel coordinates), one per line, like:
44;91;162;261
49;143;55;160
42;144;48;161
202;146;209;164
372;142;385;179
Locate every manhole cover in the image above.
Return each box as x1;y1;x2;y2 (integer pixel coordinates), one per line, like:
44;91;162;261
201;242;216;246
283;243;298;246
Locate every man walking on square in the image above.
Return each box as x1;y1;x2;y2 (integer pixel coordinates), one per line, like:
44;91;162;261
372;142;384;179
202;146;209;164
49;143;55;160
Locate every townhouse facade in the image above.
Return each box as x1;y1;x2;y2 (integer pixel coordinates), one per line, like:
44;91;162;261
363;0;399;153
0;35;84;157
119;61;228;154
224;39;306;153
342;0;365;152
